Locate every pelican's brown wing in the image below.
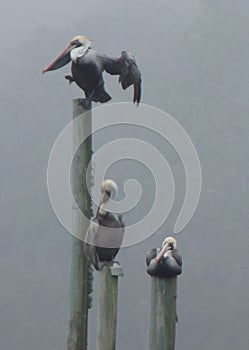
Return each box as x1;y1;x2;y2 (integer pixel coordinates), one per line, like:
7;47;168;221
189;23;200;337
84;220;101;271
172;249;182;267
100;51;142;105
145;248;158;266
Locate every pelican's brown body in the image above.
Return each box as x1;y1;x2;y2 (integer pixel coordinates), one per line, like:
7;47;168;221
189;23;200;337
146;237;182;278
83;179;125;271
84;212;124;271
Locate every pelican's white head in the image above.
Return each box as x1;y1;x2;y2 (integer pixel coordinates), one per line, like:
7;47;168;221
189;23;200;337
153;236;177;262
42;35;92;73
162;236;177;250
101;179;118;199
98;179;118;216
70;35;92;62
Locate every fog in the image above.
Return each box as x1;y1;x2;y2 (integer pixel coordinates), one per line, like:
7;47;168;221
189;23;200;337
0;1;249;349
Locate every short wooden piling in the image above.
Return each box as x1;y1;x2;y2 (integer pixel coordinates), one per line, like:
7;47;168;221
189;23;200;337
96;264;124;350
149;277;178;350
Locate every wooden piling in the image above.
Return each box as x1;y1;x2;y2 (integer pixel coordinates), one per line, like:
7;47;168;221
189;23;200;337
149;277;178;350
96;264;124;350
67;100;93;350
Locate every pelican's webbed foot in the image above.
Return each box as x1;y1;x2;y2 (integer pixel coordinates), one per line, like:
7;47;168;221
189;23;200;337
97;261;113;271
65;75;75;84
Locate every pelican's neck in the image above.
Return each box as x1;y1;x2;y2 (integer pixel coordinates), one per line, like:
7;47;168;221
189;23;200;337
99;204;107;216
70;41;91;62
163;250;171;258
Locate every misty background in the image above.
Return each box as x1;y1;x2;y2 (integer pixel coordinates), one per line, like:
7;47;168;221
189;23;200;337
1;0;249;349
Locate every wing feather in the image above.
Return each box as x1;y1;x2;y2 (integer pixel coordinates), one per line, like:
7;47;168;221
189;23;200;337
101;51;142;105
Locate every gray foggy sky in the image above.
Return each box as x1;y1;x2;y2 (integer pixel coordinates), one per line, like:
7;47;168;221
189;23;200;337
1;1;249;350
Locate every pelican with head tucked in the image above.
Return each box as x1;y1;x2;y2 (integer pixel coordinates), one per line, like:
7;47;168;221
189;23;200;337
42;35;142;106
146;237;182;278
84;179;125;271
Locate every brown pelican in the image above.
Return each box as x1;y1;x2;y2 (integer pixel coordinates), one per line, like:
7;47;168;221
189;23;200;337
42;35;142;106
84;179;125;271
146;237;182;278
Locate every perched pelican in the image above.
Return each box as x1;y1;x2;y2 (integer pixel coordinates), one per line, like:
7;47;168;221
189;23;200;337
84;179;125;271
42;35;142;106
146;237;182;278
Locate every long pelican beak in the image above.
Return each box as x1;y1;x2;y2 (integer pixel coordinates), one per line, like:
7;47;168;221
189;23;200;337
42;43;75;73
154;243;170;262
95;192;110;219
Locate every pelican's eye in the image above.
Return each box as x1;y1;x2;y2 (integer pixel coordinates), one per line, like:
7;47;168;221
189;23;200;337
71;40;82;47
105;191;111;198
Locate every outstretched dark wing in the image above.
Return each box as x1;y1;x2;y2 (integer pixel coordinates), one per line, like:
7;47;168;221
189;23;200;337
101;51;142;105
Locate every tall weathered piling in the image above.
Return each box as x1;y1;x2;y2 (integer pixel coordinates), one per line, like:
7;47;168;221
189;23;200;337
67;100;93;350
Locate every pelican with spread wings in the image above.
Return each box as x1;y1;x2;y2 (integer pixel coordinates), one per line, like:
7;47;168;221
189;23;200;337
43;35;142;106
